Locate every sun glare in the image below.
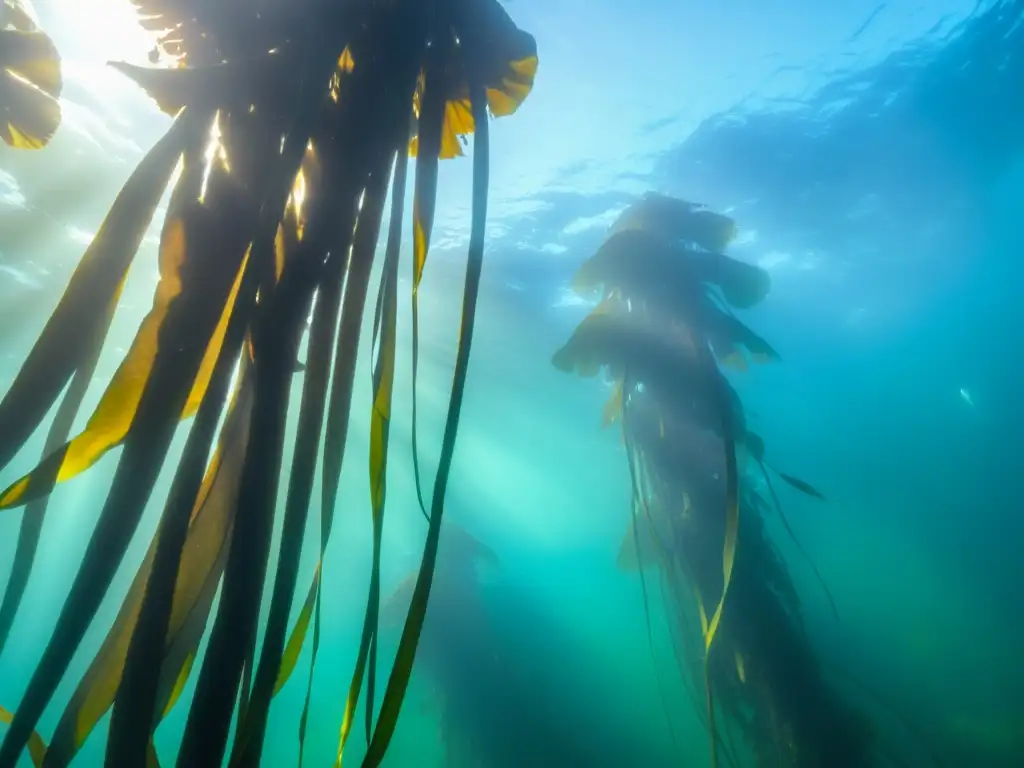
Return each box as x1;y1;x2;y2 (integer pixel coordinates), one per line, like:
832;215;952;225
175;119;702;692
49;0;159;65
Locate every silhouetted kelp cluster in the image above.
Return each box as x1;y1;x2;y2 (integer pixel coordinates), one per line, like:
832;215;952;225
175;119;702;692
553;193;882;767
0;0;536;765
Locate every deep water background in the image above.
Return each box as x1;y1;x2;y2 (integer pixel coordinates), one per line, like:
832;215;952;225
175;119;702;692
1;0;1023;766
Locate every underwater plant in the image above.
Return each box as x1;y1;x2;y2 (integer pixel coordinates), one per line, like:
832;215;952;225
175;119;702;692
0;0;537;766
0;0;62;150
553;193;876;767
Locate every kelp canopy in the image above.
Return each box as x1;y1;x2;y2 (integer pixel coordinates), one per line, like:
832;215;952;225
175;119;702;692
553;194;878;767
0;0;537;766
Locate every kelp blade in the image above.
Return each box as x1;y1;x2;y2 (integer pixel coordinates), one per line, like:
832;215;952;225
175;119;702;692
0;213;246;510
0;113;193;474
42;372;254;766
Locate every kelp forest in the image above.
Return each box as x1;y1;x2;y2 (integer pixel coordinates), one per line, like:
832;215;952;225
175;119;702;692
0;0;1020;766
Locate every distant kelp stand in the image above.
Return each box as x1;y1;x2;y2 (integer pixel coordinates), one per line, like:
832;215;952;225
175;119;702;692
0;0;536;766
553;193;878;767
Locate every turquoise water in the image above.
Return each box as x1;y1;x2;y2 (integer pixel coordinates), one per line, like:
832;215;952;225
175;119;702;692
1;0;1022;766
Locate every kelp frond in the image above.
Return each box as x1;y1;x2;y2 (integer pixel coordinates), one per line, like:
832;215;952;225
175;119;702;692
0;1;537;767
552;195;863;768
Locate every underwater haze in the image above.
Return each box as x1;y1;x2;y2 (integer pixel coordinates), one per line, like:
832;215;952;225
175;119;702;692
0;0;1022;766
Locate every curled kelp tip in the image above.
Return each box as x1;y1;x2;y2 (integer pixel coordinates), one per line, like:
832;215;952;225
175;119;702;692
409;1;537;159
0;0;62;149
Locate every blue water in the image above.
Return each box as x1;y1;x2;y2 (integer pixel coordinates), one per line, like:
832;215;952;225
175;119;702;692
0;0;1022;765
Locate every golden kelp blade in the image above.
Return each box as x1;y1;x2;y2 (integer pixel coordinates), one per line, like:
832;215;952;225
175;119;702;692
0;227;246;509
273;566;320;697
360;63;491;768
485;54;537;117
0;27;62;148
41;369;254;766
409;8;537;159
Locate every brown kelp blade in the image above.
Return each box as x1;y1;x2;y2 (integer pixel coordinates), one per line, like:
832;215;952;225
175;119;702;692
42;371;254;767
360;64;490;768
174;57;334;760
111;119;318;768
287;162;357;768
229;149;366;768
0;195;250;511
332;171;392;764
108;251;257;763
336;159;404;756
0;113;193;474
0;117;253;768
176;256;313;768
0;26;62;149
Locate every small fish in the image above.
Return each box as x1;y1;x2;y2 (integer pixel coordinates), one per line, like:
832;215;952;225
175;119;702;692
959;387;974;408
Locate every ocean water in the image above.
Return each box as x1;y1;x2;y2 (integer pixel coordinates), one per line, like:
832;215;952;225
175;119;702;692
0;0;1021;766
